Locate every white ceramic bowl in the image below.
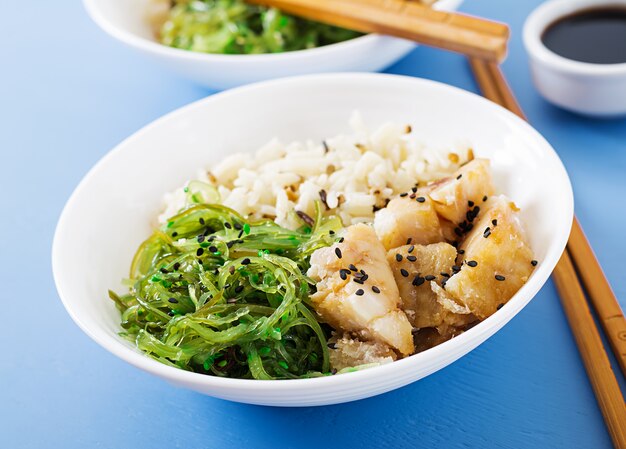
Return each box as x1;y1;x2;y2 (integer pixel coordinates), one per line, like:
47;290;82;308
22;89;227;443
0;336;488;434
523;0;626;117
83;0;463;90
52;73;573;407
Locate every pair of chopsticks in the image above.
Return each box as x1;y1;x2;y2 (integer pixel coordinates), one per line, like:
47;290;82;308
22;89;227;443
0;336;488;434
247;0;509;62
468;58;626;449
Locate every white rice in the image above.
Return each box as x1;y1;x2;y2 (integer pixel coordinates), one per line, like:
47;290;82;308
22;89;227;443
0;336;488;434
159;113;473;229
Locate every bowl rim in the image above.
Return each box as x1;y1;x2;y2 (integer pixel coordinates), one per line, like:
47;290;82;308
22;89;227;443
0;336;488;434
52;72;574;394
523;0;626;77
82;0;460;63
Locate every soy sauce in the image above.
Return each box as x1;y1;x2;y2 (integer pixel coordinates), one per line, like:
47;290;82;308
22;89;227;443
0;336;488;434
541;7;626;64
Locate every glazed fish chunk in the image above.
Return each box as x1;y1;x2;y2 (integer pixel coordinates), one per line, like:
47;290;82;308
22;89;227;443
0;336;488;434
373;194;445;250
307;224;414;356
428;158;495;225
443;195;535;319
387;243;475;333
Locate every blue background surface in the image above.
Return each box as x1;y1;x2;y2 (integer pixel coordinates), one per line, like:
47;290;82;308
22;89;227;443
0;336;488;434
2;1;625;448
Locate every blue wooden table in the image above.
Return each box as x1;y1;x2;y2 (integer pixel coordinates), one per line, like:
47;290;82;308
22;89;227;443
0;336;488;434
2;1;625;448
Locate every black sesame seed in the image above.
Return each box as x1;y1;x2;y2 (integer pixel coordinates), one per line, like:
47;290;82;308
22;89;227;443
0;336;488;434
296;210;315;227
329;230;335;235
172;232;178;237
339;237;345;243
440;272;450;278
495;274;506;281
224;222;232;229
492;219;498;226
199;218;205;225
197;235;205;243
237;230;244;238
209;246;218;253
400;192;409;197
319;189;329;209
467;260;478;267
349;264;358;272
406;237;413;245
456;174;463;180
412;276;425;286
497;303;504;310
407;255;417;262
241;258;251;265
227;241;235;248
531;260;538;266
466;223;474;232
359;274;369;282
339;269;349;280
331;369;338;375
454;227;463;237
452;265;462;272
355;289;364;296
335;247;342;259
425;275;436;281
196;248;204;257
173;263;180;270
360;269;367;275
400;269;409;277
168;298;178;304
235;285;244;294
409;193;416;199
458;249;465;255
168;311;175;317
234;222;242;230
160;268;168;274
396;254;403;262
372;286;381;294
353;278;365;285
411;187;418;193
483;227;491;238
408;245;415;253
483;195;488;202
416;196;426;203
468;200;475;207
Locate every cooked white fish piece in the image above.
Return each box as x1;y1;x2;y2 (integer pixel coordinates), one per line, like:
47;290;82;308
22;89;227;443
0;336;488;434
328;333;397;371
307;224;414;356
373;194;444;250
428;158;495;225
387;243;475;333
444;195;535;319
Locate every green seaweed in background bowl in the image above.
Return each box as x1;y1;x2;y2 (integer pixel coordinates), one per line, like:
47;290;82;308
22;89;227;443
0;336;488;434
158;0;363;54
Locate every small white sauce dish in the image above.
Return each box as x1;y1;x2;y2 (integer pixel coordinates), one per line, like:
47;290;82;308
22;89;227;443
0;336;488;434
523;0;626;117
52;73;573;407
83;0;462;90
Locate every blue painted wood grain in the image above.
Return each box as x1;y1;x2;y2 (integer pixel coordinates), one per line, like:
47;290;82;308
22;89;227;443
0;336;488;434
1;1;624;448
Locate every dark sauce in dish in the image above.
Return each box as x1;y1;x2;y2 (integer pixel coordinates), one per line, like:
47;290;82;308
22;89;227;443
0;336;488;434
541;7;626;64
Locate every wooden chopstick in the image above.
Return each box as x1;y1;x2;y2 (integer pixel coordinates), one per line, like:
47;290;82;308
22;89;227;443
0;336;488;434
569;217;626;377
469;57;626;449
246;0;509;62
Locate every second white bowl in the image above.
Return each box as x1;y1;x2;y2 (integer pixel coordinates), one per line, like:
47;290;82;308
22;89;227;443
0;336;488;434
83;0;462;90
